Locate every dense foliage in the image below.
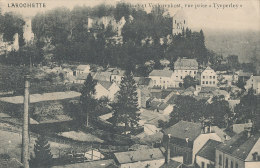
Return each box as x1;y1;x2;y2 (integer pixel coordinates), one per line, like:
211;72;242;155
111;71;140;134
28;4;212;73
30;135;53;168
169;95;232;128
79;74;97;126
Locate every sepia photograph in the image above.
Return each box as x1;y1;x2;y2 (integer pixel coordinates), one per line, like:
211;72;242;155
0;0;259;167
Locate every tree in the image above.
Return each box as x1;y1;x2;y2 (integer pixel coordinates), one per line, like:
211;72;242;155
206;96;232;128
30;135;52;168
234;89;257;125
111;71;140;134
169;96;206;125
80;74;97;127
183;75;196;89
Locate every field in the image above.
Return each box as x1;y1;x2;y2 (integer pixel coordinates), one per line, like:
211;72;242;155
0;126;71;161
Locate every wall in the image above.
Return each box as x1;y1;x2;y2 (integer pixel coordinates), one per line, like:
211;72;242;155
215;149;245;168
193;133;221;164
196;155;214;168
95;84;109;99
245;162;260;168
246;138;260;161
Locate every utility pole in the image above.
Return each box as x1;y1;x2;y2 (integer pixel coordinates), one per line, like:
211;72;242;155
22;75;30;168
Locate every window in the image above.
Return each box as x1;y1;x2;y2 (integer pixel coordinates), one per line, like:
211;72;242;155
184;20;186;24
194;71;196;74
185;71;187;73
203;76;205;79
181;76;183;79
206;81;208;84
202;81;205;84
235;163;238;168
213;76;215;79
210;76;212;79
154;80;156;84
231;161;233;168
219;154;222;165
213;81;215;84
225;158;229;168
175;20;176;24
202;162;205;168
209;81;212;84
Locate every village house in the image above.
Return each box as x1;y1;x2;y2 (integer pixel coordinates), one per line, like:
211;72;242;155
236;70;253;83
174;58;198;87
215;128;260;168
73;64;90;76
201;66;217;87
162;120;230;165
113;148;166;168
149;70;175;89
245;76;260;95
93;71;113;82
110;69;126;84
95;81;120;101
195;139;221;168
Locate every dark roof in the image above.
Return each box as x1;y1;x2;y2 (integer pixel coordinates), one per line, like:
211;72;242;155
114;148;165;164
98;81;113;90
163;121;202;141
134;77;152;86
160;160;182;168
174;58;198;70
197;139;221;162
216;131;260;160
151;90;172;100
52;159;116;168
0;91;80;104
149;70;174;77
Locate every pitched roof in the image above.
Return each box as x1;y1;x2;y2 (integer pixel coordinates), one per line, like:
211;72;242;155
52;159;115;168
76;65;90;71
174;58;198;70
98;81;113;90
216;131;260;160
163;121;202;141
114;148;165;164
149;70;174;77
197;139;221;162
111;69;125;76
160;160;182;168
93;71;112;81
134;77;152;86
0;91;80;104
204;66;214;71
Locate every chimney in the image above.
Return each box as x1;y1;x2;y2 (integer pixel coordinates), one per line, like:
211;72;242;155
166;134;171;164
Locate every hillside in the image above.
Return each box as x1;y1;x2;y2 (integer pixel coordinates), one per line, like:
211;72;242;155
204;30;260;63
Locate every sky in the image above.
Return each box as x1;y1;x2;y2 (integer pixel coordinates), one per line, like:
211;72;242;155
0;0;259;31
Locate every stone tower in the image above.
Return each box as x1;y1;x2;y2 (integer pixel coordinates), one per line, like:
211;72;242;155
172;10;187;35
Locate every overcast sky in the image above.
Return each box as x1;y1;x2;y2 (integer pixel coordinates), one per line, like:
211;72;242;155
1;0;259;31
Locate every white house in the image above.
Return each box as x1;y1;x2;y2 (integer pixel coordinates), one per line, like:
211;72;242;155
95;81;120;101
149;70;174;89
173;58;198;87
74;65;90;76
163;121;230;165
110;69;125;84
195;139;221;168
201;66;217;87
245;76;260;95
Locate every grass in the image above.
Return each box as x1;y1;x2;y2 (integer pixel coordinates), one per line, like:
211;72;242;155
0;128;71;161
